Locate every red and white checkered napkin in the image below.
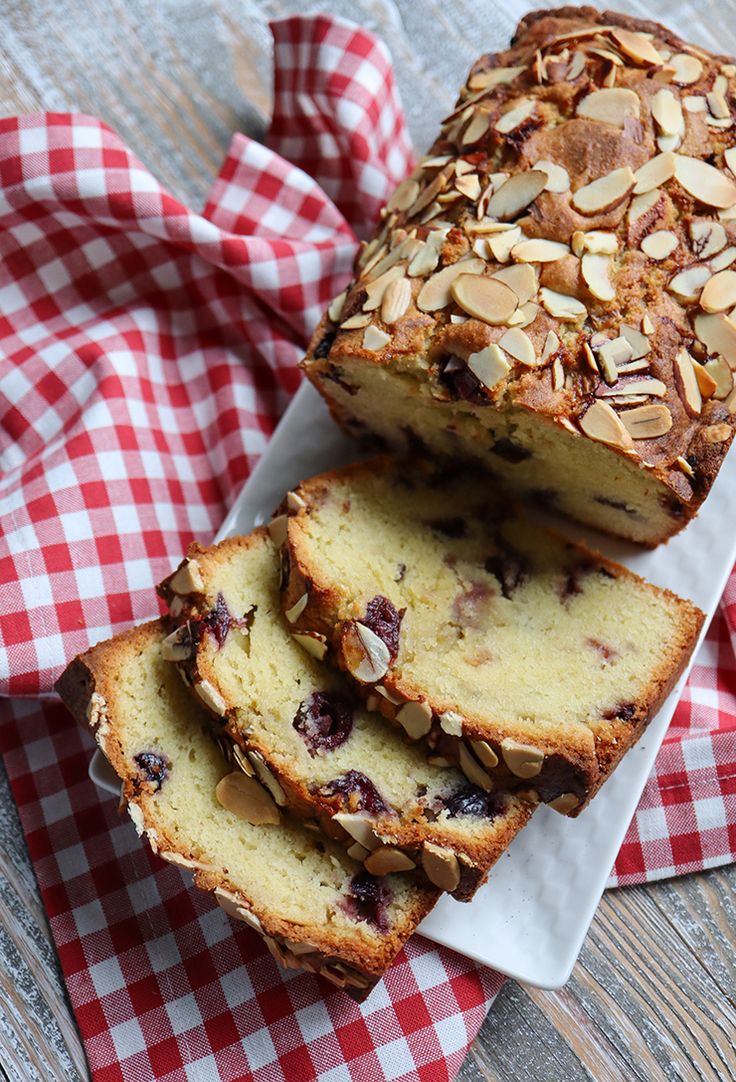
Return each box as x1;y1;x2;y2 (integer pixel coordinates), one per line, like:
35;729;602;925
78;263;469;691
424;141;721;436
0;14;734;1081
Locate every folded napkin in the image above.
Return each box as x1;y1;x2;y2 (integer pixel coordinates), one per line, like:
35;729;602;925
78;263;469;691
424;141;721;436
0;15;734;1081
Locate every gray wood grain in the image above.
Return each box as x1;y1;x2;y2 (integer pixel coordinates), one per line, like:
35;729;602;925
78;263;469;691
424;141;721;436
0;1;735;1079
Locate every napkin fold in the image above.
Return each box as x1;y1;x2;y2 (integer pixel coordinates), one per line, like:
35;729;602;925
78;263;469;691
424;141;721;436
0;14;734;1082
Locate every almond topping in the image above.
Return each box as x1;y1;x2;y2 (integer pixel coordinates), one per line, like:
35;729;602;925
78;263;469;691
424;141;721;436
333;813;381;851
576;87;640;127
499;327;536;365
571;166;636;215
495;98;535;134
668;265;710;302
539;287;587;321
725;147;736;176
532;159;570;192
488;226;523;263
215;772;280;826
548;793;582;814
670;53;703;85
451;275;518;324
328;290;347;323
492;263;537;305
500;738;544;779
380;277;412;324
700;269;736;313
396;700;432;740
467;344;510;390
458;742;493;791
455;173;482;201
690;220;727;259
386;178;420;213
340;313;371;330
598;377;666;397
619;403;673;438
292;632;328;662
642;313;655;335
416;258;485;312
580;400;635;450
610;27;663;67
542;330;560;362
633;152;676;195
511;238;569;263
695;312;736;366
582;231;618;254
363;264;405;310
487;171;547;221
364;847;417;875
408;240;440;278
628;189;660;224
674;348;703;416
707;91;730;120
467;65;526;91
169;559;204;596
674;155;736;208
422;843;461;892
471;739;499;769
692;358;717;398
641;230;678;260
619;324;651;359
582;253;615;301
342;621;390;683
160;624;192;663
363;325;391;351
652;89;683;137
704;357;734;398
702;423;732;443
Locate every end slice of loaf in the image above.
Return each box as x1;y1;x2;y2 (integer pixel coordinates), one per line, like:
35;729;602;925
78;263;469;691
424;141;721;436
55;621;438;999
280;457;704;813
156;530;533;900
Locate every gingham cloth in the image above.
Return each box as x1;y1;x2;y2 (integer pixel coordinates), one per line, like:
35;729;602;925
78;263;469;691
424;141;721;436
0;14;734;1082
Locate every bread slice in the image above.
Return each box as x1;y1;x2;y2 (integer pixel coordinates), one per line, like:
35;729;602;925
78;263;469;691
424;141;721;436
55;621;438;999
302;8;736;547
280;457;704;814
156;530;533;900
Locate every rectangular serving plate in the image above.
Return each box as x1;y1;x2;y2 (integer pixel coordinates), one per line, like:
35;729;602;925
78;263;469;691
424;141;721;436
91;379;736;988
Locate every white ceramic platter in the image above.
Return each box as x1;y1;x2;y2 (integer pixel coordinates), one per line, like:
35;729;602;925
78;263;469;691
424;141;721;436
91;379;736;988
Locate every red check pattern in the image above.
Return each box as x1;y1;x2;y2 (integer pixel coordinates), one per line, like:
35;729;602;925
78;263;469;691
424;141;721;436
0;14;734;1082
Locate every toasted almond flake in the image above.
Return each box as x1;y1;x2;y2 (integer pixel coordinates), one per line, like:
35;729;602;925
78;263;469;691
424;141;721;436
491;263;537;304
457;743;493;791
380;277;412;325
363;325;391;351
675;455;696;479
712;248;736;277
566;50;587;80
470;739;499;769
455;160;474;176
652;89;683;137
619;403;673;438
455;173;482;201
416;257;485;312
704;356;734;398
342;622;390;683
500;738;544;779
610;27;663;67
571;230;585;257
420;154;452;169
216;772;280;826
668;264;711;302
168;558;204;596
499;327;536;365
514;301;539;328
396;701;432;740
620;324;651;359
461;106;492;146
718;203;736;222
674;348;703;415
576;87;640;126
708;116;734;130
580;400;635;450
422;843;461;892
615;359;651;375
542;330;560;362
582;231;618;254
700;269;736;312
723;65;736;77
340;313;371;330
328;290;347;323
684;95;707;113
641;230;679;260
407;242;439;277
670;52;703;85
364;847;416;876
628;188;660;224
571;166;636;215
580;252;614;301
467;65;526;91
725;147;736;176
600;377;666;397
695;311;736;366
386;177;420;213
633;152;676;194
592;341;615;383
196;680;227;716
496;97;536;134
708;91;730;119
511;237;569;262
451;274;518;324
642;313;655;335
408;165;452;218
468;219;516;235
284;592;308;624
488;225;523;262
363;264;405;311
552;356;564;390
486;170;547;222
689;220;727;259
465;343;510;390
692;358;718;398
539;287;587;321
674;155;736;208
532;159;570;192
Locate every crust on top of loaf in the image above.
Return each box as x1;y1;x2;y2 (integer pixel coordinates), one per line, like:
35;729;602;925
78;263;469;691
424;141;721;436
155;529;534;901
303;6;736;546
280;457;704;815
55;620;438;993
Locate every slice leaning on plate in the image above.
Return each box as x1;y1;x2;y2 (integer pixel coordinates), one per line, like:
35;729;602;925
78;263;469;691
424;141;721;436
55;620;438;999
156;530;533;900
280;457;704;815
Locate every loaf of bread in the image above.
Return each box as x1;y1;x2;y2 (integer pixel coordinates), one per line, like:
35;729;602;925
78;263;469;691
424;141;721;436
280;457;704;813
156;529;533;900
55;622;438;999
303;7;736;546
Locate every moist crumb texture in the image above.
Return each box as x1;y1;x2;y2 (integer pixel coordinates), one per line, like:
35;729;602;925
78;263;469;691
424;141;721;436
282;458;704;812
156;531;533;900
54;622;438;998
303;6;736;545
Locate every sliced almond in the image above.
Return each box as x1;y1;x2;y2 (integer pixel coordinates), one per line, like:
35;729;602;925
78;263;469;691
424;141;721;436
363;325;391;351
396;700;432;740
216;772;280;825
416;258;485;312
571;166;636;215
160;624;192;663
674;348;703;416
422;842;461;893
455;173;482;201
633;152;676;195
707;91;730;120
457;742;493;791
552;356;564;390
439;710;463;737
532;159;570;193
363;264;405;311
467;344;510;390
539;287;587;321
169;559;204;596
340;313;371;330
511;238;569;262
651;89;683;137
595;341;617;384
342;621;390;683
576;87;640;127
599;377;666;397
580;400;635;450
628;188;660;224
695;311;736;366
642;313;655;335
500;738;544;779
700;269;736;313
196;680;227;716
610;27;663;67
487;171;547;221
567;50;587;80
619;324;651;359
292;632;328;661
548;793;582;814
668;264;711;302
670;53;703;85
467;65;526;91
488;226;523;263
542;330;560;362
704;356;734;398
499;327;536;365
513;301;539;329
451;275;518;324
690;220;727;259
702;422;732;442
333;813;381;851
582;253;615;301
408;241;440;278
684;95;707;113
712;246;736;272
725;147;736;176
364;847;416;875
674;155;736;208
692;358;718;398
491;263;537;305
380;277;412;324
641;230;678;260
582;231;618;254
619;403;673;438
495;98;535;134
470;739;499;769
328;290;347;323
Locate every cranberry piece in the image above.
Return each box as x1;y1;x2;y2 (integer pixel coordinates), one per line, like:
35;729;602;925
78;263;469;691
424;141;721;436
443;786;504;819
133;752;169;792
362;596;404;663
427;517;466;538
191;594;256;650
603;702;637;722
485;541;527;600
320;771;390;816
293;692;354;755
322;363;358;396
314;329;337;359
452;581;495;626
491;438;531;464
344;871;392;932
437;354;489;405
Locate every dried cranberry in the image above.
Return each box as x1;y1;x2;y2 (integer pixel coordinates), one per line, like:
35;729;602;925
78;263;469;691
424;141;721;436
427;517;466;538
437;354;489;405
452;581;495;626
293;692;354;755
133;752;169;792
559;559;597;602
191;594;256;650
491;438;531;464
485;540;527;600
343;871;391;932
314;329;336;359
322;363;357;396
320;771;390;816
362;596;404;663
602;702;637;722
443;786;504;819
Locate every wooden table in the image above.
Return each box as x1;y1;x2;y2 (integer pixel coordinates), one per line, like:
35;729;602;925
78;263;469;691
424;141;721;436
1;2;734;1079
